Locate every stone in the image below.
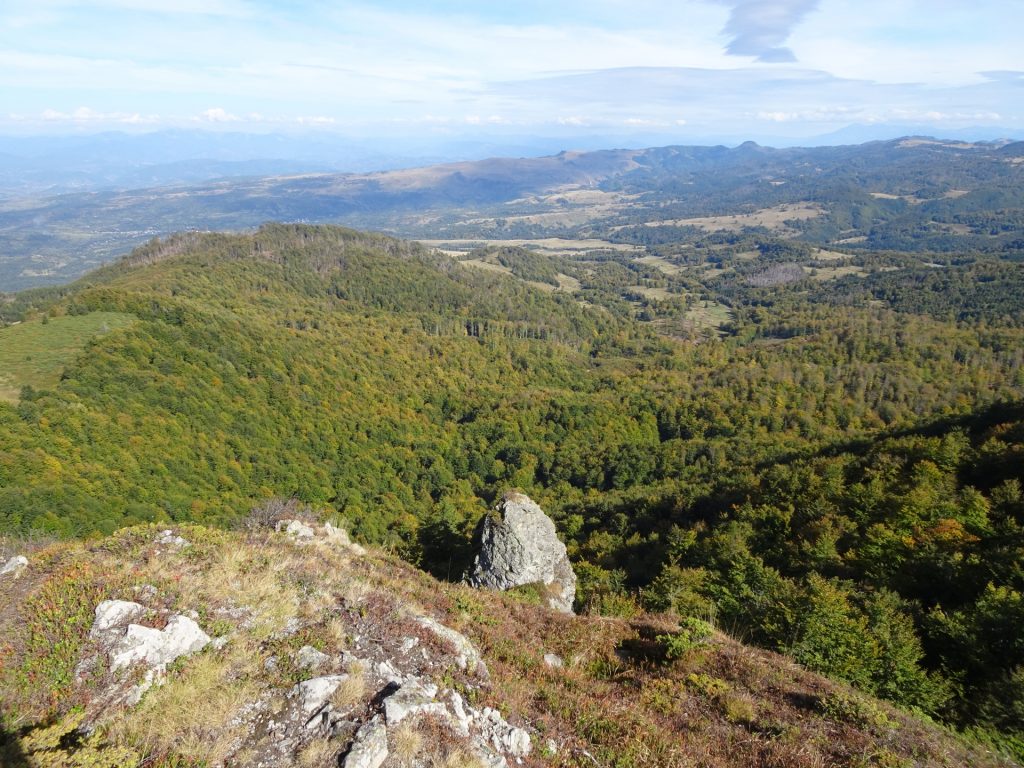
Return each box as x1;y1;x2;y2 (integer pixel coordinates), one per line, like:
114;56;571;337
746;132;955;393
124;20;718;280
383;678;446;725
91;600;146;638
343;716;388;768
292;674;350;718
476;707;532;759
154;529;189;548
326;521;367;555
0;555;28;579
413;615;488;679
276;519;316;541
111;615;211;672
466;492;577;613
296;645;330;671
543;653;563;669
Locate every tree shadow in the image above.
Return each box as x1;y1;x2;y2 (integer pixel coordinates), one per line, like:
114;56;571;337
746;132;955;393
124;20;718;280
0;722;32;768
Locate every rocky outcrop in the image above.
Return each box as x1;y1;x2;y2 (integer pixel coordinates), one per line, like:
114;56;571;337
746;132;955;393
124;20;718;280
84;599;212;705
466;492;577;613
0;554;28;579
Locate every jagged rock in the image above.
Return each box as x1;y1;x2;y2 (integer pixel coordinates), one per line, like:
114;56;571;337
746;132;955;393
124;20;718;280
383;678;447;725
291;674;349;718
111;615;211;672
325;521;367;555
413;615;488;679
154;529;189;548
543;653;563;669
343;716;388;768
0;555;28;578
476;707;532;759
466;492;577;613
91;600;146;639
277;518;316;541
295;645;330;671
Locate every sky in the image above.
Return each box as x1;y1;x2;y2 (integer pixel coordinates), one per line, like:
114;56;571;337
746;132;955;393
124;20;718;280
1;0;1022;143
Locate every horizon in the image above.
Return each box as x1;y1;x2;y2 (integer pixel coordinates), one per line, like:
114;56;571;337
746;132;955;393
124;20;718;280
2;1;1022;146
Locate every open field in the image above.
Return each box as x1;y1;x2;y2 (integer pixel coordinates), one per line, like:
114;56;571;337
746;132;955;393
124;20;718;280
0;311;136;402
419;237;643;256
631;203;825;233
635;254;684;274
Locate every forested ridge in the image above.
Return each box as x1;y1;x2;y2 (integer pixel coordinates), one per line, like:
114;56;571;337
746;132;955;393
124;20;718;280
1;223;1023;759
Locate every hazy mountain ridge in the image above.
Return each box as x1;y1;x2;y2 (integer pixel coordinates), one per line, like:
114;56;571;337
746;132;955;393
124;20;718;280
2;136;1022;291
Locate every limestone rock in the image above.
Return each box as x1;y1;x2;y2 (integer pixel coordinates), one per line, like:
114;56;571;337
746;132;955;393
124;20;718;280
292;674;349;718
543;653;563;669
413;615;488;679
383;678;446;725
476;707;532;759
111;615;211;672
295;645;330;671
277;519;316;541
0;555;28;579
466;492;576;613
343;716;388;768
91;600;146;639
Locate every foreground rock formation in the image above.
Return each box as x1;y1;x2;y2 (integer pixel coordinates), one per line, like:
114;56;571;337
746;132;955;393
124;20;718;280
0;519;1008;768
466;492;577;614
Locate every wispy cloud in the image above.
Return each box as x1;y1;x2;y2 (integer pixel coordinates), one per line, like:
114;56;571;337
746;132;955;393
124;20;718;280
717;0;820;62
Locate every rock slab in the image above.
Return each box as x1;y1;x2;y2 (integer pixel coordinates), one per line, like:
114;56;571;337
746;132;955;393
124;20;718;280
466;492;576;613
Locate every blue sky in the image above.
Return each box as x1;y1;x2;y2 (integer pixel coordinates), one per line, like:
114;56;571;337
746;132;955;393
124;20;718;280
1;0;1022;140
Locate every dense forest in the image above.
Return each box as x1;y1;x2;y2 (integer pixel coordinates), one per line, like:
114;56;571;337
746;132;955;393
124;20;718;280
1;223;1022;760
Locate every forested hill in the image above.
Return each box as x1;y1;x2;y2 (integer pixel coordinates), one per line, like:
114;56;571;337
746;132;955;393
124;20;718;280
1;223;1023;760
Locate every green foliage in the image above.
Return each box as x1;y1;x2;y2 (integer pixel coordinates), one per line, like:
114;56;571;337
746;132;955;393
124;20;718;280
0;223;1021;749
1;562;113;724
819;690;894;731
657;617;714;660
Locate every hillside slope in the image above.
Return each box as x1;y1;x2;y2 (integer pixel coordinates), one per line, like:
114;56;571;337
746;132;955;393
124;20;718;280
0;224;1022;758
0;519;1012;768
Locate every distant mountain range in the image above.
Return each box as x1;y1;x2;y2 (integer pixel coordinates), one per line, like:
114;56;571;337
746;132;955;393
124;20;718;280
1;135;1022;290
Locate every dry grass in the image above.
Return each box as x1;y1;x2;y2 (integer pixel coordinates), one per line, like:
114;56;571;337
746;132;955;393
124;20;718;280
113;652;258;764
391;721;424;766
2;524;1012;768
297;737;340;767
329;671;366;712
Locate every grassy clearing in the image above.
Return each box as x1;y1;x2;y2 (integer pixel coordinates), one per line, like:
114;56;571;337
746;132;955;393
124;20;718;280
687;300;734;334
804;265;869;281
0;311;136;402
635;254;684;275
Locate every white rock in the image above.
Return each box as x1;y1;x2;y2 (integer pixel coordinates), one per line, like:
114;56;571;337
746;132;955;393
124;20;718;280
413;615;488;678
91;600;146;638
296;645;330;671
543;653;563;669
376;660;403;685
292;674;350;718
0;555;28;578
111;615;210;672
154;530;189;548
277;519;316;541
448;691;473;737
477;707;532;759
343;717;388;768
399;636;420;653
383;678;446;725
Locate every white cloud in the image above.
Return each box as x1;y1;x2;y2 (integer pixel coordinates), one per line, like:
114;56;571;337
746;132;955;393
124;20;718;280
196;107;240;122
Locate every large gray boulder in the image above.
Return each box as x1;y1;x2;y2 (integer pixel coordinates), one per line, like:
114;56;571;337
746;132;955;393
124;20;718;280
465;492;576;613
